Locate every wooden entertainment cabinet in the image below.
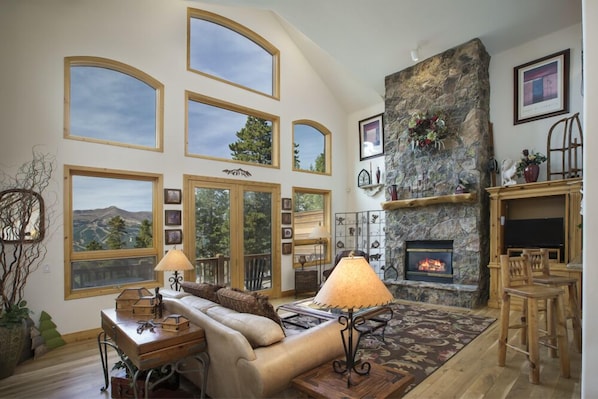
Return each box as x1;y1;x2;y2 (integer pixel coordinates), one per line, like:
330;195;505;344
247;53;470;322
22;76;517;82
486;178;583;309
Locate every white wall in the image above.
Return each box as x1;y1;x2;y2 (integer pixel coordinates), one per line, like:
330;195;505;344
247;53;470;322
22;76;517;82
0;0;349;334
347;104;386;213
581;1;596;395
490;24;583;182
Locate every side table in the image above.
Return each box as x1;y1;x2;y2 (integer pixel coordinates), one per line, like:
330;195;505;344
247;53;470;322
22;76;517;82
295;269;319;297
98;308;209;399
292;360;414;399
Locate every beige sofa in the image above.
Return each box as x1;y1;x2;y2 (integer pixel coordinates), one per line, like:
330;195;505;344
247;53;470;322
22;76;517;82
161;287;343;398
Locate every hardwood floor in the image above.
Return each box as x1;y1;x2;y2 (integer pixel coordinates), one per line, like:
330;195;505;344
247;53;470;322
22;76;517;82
0;301;581;398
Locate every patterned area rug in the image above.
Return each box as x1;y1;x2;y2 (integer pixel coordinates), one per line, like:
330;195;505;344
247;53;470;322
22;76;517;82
282;301;495;394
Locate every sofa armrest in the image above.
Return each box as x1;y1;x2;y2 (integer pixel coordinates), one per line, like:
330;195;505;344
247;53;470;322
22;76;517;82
163;298;258;398
237;320;344;398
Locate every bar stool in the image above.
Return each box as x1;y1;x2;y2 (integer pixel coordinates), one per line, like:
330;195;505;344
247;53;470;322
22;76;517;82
498;254;570;384
523;248;582;353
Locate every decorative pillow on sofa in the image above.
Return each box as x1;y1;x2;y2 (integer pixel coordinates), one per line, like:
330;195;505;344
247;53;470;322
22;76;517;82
216;288;283;328
206;306;284;348
180;281;223;303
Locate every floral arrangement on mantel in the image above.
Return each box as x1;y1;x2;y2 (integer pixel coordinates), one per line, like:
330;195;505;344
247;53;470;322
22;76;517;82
406;111;448;151
516;149;547;176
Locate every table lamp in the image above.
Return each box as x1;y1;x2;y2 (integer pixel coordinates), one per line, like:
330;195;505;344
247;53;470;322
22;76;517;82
313;256;393;387
154;249;194;291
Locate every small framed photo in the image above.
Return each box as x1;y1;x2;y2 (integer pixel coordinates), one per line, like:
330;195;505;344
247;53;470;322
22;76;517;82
282;242;293;255
282;227;293;239
165;229;182;245
164;189;182;204
281;212;292;225
165;210;181;226
282;198;292;211
514;49;570;124
359;113;384;160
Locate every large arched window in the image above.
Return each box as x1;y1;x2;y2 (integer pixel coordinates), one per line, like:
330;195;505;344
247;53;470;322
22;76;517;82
292;120;331;175
188;8;280;99
64;56;164;151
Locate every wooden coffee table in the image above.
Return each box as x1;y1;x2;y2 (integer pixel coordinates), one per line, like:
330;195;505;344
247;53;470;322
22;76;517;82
292;360;414;398
98;308;209;399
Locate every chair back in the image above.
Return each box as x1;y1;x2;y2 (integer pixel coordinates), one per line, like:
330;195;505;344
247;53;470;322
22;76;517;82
245;257;267;291
522;248;551;277
500;253;533;289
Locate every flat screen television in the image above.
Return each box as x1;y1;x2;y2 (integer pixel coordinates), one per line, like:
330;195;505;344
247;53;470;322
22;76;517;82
504;217;565;260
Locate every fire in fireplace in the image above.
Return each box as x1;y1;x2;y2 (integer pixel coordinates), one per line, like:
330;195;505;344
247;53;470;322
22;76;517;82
405;240;454;283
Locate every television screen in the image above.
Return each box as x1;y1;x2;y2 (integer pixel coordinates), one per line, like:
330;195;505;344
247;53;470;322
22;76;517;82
504;218;565;260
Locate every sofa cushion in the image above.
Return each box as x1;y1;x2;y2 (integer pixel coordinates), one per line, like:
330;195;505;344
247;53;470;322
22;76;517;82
216;288;283;327
206;306;284;348
180;281;223;303
180;295;219;313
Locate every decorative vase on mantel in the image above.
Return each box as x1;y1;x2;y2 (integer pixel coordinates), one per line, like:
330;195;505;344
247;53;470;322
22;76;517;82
523;164;540;183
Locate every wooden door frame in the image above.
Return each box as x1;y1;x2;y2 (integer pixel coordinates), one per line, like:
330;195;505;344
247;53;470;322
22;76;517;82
182;174;281;297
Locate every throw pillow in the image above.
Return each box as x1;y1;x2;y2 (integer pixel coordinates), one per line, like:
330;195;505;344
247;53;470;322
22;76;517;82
180;281;223;303
216;288;283;328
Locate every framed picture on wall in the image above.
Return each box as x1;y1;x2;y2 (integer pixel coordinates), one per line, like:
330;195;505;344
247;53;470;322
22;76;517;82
165;229;182;245
165;210;181;226
282;227;293;239
281;212;292;225
282;198;292;210
359;113;384;160
164;189;182;204
282;242;292;255
514;49;570;124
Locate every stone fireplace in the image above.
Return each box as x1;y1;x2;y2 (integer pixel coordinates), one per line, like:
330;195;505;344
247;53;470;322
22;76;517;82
382;38;491;308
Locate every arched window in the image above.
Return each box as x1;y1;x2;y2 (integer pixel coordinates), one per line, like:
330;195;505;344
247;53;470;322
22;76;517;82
293;120;331;174
188;8;279;99
64;56;164;151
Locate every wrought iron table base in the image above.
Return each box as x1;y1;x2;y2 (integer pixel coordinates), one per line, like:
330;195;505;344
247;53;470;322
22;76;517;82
98;331;210;399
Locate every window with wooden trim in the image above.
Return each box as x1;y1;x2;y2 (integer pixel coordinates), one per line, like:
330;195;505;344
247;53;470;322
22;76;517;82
292;188;331;269
188;8;280;98
292;120;331;174
64;166;163;299
64;56;164;151
186;91;279;167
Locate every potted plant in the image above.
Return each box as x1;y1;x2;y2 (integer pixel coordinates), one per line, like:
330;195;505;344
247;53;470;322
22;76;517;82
516;149;547;183
0;152;54;379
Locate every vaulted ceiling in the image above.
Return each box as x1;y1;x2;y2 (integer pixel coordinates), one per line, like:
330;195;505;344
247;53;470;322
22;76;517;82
198;0;582;112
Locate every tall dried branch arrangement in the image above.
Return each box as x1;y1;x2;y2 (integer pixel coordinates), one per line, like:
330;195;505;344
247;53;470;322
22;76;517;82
0;151;54;318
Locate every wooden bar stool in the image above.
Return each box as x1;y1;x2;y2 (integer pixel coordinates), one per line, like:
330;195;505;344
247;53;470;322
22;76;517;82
498;254;570;384
524;248;582;353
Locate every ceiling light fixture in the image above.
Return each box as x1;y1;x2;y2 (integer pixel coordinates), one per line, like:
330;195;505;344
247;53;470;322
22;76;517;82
410;48;419;62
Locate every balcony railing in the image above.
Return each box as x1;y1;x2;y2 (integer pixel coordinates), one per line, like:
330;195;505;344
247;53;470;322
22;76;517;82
195;253;272;291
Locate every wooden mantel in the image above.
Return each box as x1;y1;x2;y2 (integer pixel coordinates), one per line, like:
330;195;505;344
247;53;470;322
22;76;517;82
381;192;477;210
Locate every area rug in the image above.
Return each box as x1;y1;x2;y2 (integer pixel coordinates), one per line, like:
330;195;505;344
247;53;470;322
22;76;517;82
282;301;495;394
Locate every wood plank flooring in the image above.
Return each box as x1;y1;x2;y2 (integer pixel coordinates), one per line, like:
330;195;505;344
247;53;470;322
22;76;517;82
0;301;581;398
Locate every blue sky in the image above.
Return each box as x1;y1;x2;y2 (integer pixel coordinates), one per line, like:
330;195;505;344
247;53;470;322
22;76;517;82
73;175;152;212
70;66;157;147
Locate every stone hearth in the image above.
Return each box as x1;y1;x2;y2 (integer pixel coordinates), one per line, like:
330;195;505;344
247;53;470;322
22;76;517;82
383;38;491;308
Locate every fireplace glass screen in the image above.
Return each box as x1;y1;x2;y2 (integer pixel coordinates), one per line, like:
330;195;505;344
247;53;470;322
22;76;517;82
405;240;453;283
